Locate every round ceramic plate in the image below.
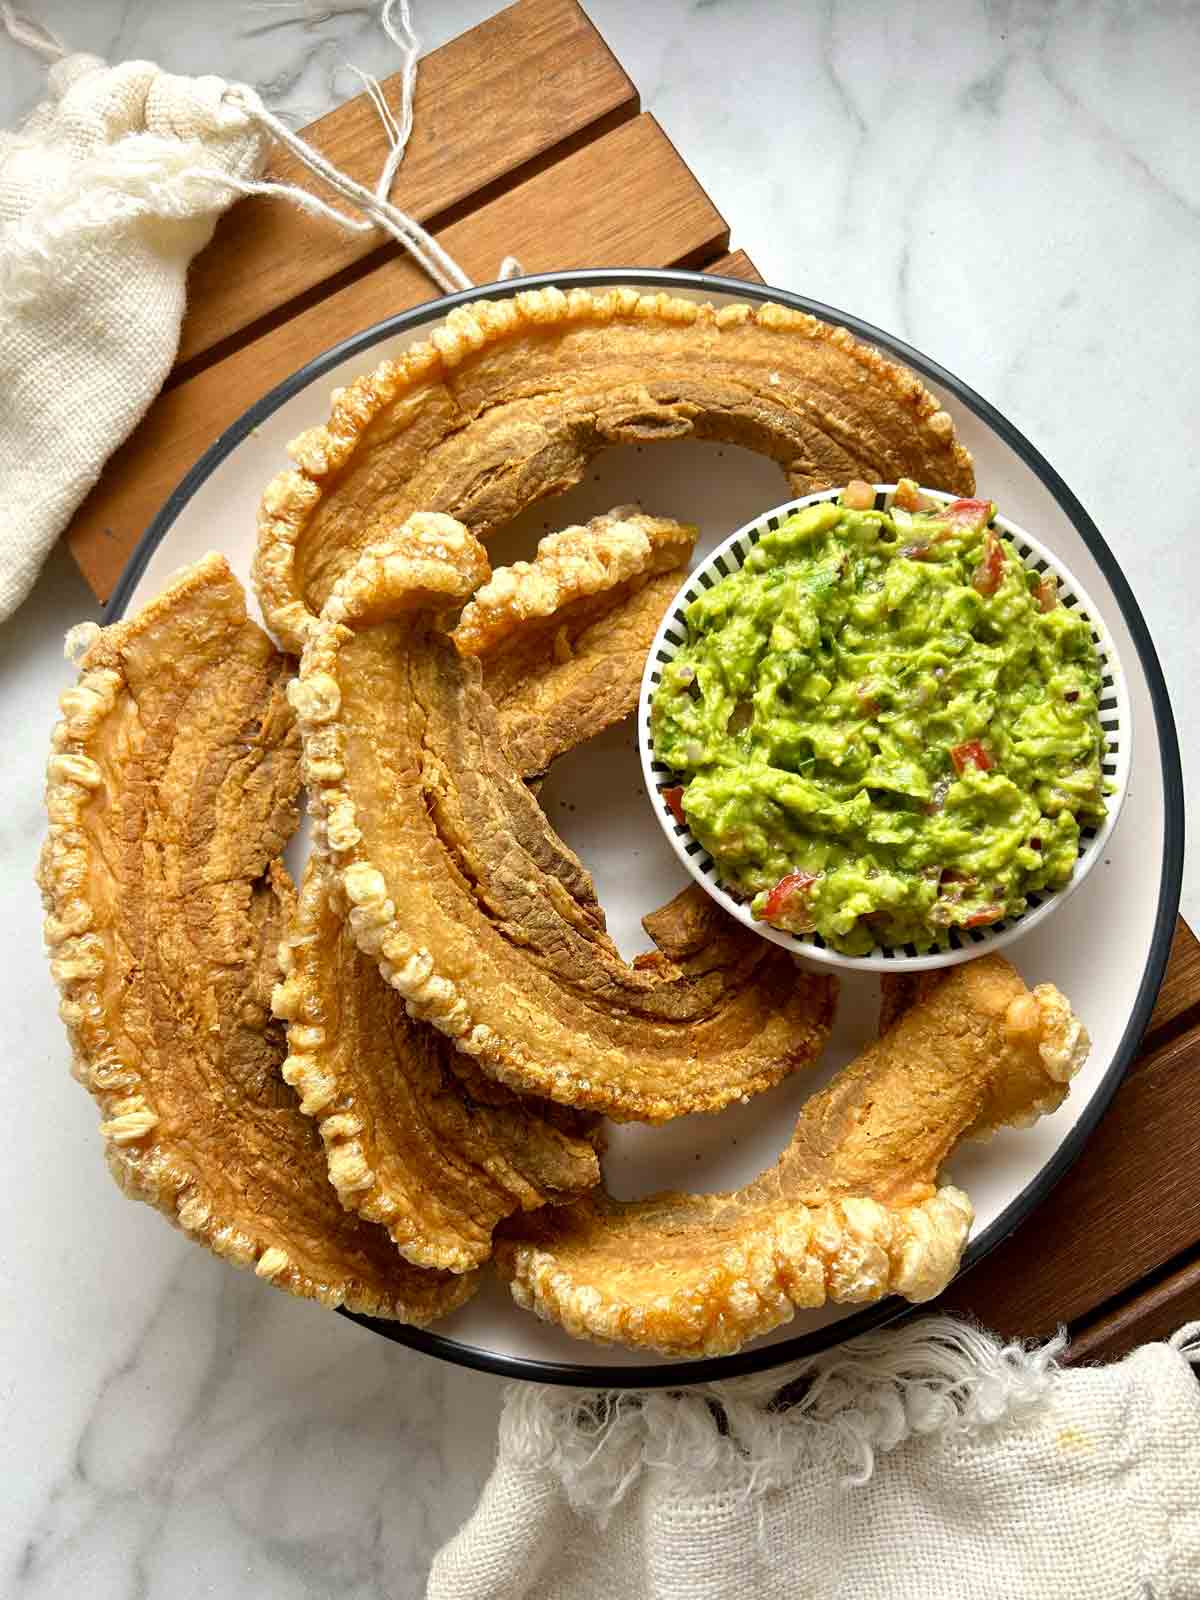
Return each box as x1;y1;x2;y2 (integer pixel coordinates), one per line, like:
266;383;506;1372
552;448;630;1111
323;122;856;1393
110;269;1183;1387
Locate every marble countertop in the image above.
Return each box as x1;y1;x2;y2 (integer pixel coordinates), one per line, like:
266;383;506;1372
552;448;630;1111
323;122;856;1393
2;2;1195;1595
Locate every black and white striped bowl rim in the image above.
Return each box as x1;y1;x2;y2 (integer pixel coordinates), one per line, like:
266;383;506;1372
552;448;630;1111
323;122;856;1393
638;484;1132;974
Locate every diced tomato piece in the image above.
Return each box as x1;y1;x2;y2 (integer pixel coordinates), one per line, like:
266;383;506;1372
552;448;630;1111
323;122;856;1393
950;740;992;775
854;680;880;716
892;478;923;512
963;904;1004;928
972;531;1006;596
661;785;687;826
1035;574;1058;612
940;866;974;884
762;870;818;924
842;479;876;510
943;498;993;535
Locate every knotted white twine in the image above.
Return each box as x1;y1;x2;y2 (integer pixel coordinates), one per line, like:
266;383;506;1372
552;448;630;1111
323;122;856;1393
0;1;59;61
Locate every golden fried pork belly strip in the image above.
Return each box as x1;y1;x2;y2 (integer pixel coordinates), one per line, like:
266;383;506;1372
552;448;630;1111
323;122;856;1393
453;505;694;657
453;506;696;780
495;568;683;782
38;555;474;1323
878;972;943;1037
292;518;837;1123
255;287;974;652
273;857;601;1273
496;955;1089;1358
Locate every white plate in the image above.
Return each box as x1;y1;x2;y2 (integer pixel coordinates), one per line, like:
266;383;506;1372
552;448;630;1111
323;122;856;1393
639;485;1133;972
111;271;1183;1386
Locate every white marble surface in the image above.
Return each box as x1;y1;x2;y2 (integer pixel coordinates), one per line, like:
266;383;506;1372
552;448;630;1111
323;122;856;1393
1;2;1196;1595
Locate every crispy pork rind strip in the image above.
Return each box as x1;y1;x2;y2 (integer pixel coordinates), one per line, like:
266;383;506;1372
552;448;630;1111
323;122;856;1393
878;972;942;1036
254;287;974;652
452;506;694;656
273;857;601;1273
291;518;837;1123
496;955;1089;1358
878;971;1089;1133
453;507;696;779
38;554;475;1323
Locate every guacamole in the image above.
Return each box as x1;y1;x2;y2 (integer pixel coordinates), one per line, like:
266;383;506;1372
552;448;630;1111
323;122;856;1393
651;484;1108;955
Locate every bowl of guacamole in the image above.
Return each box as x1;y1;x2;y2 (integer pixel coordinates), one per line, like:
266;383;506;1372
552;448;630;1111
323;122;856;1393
642;481;1129;968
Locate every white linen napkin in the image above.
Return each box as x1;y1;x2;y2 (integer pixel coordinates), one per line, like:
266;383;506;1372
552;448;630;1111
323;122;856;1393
429;1316;1200;1600
0;45;269;619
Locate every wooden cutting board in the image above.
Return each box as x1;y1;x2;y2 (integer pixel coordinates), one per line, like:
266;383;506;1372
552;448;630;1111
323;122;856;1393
65;0;1199;1365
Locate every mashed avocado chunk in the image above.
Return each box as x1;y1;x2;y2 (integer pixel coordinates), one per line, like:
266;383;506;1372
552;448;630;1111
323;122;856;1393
651;485;1108;955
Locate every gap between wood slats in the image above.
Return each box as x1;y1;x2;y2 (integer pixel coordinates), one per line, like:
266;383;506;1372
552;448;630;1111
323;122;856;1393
68;113;728;600
178;0;638;371
1065;1245;1200;1365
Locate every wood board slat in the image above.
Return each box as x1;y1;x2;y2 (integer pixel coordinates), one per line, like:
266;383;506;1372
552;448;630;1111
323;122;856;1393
68;113;728;601
179;0;637;368
939;1018;1200;1339
1066;1252;1200;1365
1141;919;1200;1049
702;250;763;283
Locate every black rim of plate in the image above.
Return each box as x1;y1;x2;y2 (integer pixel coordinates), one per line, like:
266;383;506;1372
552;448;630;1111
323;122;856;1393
108;268;1185;1390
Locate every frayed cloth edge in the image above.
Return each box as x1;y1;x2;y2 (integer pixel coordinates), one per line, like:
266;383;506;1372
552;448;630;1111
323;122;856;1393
498;1315;1072;1522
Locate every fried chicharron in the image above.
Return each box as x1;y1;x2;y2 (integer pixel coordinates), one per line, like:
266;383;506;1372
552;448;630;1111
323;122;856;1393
878;972;943;1037
292;517;838;1122
452;506;696;780
273;857;601;1273
496;955;1090;1357
255;287;975;651
38;554;475;1322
